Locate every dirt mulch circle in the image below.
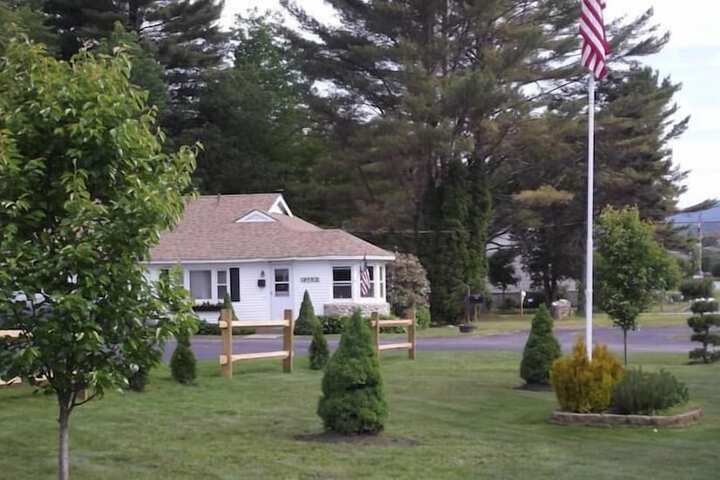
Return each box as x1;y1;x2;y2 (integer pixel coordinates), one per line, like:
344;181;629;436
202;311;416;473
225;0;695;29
295;432;420;447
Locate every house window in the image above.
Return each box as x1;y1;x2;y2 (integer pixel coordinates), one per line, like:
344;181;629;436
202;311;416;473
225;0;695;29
379;265;386;299
216;270;228;300
361;266;375;298
275;268;290;297
189;270;212;300
333;267;352;299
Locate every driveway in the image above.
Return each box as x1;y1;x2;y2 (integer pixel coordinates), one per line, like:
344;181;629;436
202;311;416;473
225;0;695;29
165;326;694;362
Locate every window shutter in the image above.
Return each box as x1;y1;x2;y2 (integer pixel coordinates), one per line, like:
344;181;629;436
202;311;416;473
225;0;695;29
230;268;240;302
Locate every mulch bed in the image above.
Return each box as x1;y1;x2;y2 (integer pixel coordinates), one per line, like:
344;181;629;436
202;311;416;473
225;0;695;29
294;432;420;447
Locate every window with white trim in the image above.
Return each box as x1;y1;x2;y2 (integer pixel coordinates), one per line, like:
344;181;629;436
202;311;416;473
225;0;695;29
274;268;290;297
189;270;212;300
216;270;228;300
333;266;352;299
361;265;375;298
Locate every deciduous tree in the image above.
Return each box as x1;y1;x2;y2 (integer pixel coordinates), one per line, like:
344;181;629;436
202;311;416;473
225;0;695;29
596;207;680;364
0;39;197;480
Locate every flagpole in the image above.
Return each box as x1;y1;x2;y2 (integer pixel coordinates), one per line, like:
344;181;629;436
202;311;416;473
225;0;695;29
585;74;595;361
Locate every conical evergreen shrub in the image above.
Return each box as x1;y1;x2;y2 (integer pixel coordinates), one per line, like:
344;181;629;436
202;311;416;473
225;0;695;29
170;331;197;384
294;290;318;335
520;304;561;385
317;310;387;434
309;321;330;370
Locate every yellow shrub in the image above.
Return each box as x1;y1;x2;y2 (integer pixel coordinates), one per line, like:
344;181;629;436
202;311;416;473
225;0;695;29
550;338;624;413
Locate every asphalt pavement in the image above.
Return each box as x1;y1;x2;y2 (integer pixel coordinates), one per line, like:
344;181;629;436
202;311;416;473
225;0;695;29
163;325;694;362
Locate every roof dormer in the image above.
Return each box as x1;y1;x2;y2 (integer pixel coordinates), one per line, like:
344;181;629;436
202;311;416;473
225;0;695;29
236;210;276;223
269;195;293;217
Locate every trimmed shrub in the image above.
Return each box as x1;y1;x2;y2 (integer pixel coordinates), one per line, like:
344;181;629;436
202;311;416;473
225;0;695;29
688;299;720;363
317;315;346;335
550;338;624;413
170;332;197;385
611;368;689;415
679;278;714;300
309;322;330;370
520;305;561;385
416;305;431;329
295;291;318;335
387;253;430;316
317;310;387;434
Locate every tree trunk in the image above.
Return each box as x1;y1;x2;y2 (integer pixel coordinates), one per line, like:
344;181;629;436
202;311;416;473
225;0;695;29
623;329;628;366
58;401;72;480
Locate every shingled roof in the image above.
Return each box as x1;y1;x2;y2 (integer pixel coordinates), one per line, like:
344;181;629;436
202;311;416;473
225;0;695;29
148;194;394;262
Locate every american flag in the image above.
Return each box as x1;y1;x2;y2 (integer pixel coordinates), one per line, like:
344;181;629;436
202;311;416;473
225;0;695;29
360;260;372;296
580;0;610;80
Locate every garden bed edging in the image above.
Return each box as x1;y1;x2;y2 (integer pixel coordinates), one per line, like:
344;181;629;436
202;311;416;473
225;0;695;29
550;408;702;427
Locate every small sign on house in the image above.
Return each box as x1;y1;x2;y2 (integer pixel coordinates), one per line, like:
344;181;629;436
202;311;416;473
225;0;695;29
301;277;320;283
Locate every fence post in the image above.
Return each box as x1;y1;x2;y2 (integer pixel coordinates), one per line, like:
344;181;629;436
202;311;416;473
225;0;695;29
408;307;416;360
371;312;380;353
221;308;233;379
283;309;294;373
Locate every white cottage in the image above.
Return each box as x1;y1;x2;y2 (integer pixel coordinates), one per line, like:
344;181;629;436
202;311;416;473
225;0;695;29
145;194;394;323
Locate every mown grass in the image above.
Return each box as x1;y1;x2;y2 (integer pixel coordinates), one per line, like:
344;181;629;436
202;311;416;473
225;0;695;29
414;310;689;338
1;352;717;480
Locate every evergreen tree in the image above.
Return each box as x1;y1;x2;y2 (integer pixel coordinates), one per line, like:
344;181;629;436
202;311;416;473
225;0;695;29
317;310;387;434
520;305;561;386
309;321;330;370
170;331;197;384
192;14;325;205
424;160;473;324
294;290;318;336
687;300;720;364
42;0;227;134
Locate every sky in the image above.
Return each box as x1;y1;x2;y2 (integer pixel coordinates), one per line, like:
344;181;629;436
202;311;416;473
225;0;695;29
222;0;719;209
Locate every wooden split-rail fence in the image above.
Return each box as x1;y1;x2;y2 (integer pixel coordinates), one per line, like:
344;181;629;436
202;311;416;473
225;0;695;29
219;309;294;378
370;309;417;360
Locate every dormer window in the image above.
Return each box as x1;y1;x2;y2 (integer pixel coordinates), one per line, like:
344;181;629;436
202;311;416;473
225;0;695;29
236;210;275;223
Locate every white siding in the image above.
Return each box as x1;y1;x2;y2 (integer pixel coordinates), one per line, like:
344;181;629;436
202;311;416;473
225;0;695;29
146;259;390;323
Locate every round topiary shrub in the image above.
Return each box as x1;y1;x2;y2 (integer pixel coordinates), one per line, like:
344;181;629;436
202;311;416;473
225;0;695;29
317;310;387;434
170;332;197;385
309;321;330;370
520;305;561;385
550;337;624;413
294;291;318;335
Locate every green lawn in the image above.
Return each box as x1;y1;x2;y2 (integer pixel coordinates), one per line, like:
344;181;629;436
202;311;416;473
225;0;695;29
1;352;718;479
412;310;689;338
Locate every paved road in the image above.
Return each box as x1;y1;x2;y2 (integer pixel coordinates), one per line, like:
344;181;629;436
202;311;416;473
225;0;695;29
164;326;693;362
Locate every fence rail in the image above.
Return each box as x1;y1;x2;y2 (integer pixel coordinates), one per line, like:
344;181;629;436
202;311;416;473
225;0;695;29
220;309;294;378
370;309;416;360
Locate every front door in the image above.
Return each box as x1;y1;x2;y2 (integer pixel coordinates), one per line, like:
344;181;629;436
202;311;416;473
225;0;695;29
271;266;293;320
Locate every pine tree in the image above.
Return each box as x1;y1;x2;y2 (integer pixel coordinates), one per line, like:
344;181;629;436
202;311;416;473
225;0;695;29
294;290;318;336
192;14;323;200
520;305;561;386
424;160;473;324
317;310;387;434
42;0;227;134
170;331;197;384
309;321;330;371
